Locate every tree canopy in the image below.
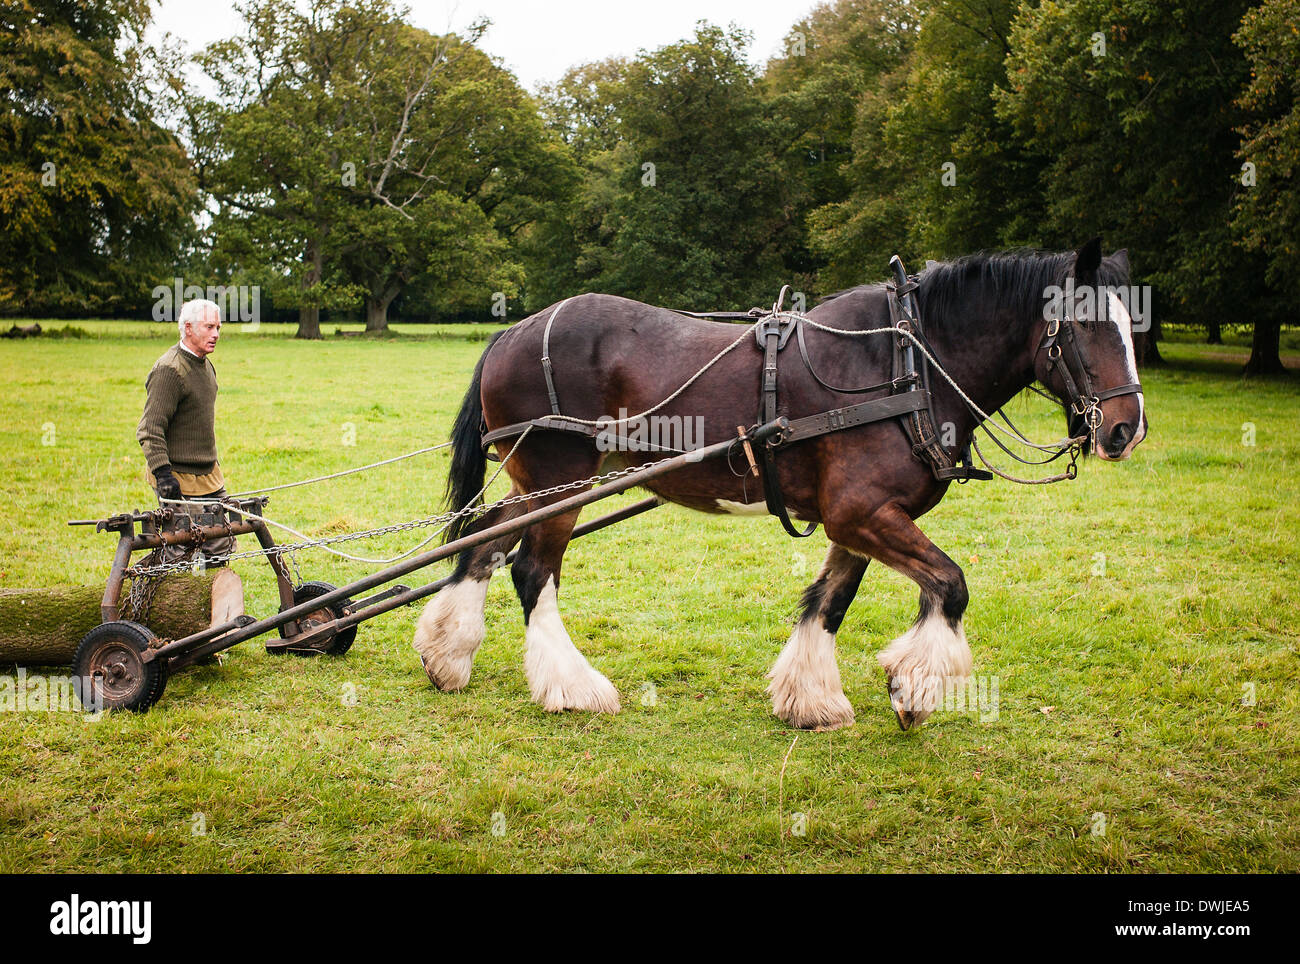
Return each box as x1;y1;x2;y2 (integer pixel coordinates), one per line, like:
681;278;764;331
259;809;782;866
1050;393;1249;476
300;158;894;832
2;0;1295;368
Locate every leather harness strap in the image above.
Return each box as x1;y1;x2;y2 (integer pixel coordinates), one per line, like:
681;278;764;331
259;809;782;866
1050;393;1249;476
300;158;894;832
887;257;992;483
779;391;932;443
756;313;817;537
540;297;573;416
1037;312;1142;417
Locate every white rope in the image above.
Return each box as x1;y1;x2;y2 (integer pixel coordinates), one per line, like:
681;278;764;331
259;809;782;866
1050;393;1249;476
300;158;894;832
796;315;1082;454
549;318;766;428
225;442;451;498
158;429;531;566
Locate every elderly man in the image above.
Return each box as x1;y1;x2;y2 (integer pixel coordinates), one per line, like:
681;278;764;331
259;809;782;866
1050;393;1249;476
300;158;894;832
136;299;234;563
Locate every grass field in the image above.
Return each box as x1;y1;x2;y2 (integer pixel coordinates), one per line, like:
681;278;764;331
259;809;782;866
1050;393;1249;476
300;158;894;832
1;321;1297;872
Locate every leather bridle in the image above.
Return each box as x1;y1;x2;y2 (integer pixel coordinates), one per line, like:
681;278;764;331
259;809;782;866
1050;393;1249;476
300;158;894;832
1036;293;1143;450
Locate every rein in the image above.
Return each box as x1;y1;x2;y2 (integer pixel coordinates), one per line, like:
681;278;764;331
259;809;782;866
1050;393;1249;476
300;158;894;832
481;261;1143;537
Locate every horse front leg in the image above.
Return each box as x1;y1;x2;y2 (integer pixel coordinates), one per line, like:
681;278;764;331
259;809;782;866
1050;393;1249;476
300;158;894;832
511;508;621;714
413;491;529;691
767;544;867;731
830;502;972;730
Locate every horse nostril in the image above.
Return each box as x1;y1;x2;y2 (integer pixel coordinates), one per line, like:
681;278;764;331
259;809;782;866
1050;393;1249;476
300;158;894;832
1110;422;1133;454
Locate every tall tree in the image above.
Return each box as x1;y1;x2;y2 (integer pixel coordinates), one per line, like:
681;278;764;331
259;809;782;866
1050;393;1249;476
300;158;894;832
997;0;1265;366
0;0;197;313
533;23;796;310
332;22;572;328
193;0;396;338
1233;0;1297;374
763;0;918;288
195;3;564;331
806;0;1042;290
523;59;629;308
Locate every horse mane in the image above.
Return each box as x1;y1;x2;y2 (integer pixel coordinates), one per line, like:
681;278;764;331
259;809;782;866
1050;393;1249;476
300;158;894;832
820;249;1129;334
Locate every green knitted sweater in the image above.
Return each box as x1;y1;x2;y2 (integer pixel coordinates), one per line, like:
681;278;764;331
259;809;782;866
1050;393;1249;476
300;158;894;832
136;345;220;475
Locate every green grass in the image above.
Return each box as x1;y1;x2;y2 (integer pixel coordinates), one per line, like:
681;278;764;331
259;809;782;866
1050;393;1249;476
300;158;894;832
0;326;1296;872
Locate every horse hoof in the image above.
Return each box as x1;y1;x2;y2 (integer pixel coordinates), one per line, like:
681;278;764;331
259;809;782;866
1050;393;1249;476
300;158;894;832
887;677;914;731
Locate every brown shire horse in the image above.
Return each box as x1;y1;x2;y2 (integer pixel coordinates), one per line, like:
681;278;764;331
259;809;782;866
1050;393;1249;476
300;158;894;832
413;241;1147;730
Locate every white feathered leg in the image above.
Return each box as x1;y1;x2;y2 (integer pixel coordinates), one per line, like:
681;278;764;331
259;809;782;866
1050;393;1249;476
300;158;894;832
768;620;855;730
413;577;490;690
877;610;972;729
524;576;620;713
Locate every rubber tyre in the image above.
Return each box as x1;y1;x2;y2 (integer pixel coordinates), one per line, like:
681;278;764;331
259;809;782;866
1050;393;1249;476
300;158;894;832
275;581;357;656
72;620;168;712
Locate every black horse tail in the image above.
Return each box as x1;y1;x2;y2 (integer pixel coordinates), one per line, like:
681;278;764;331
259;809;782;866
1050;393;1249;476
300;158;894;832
443;332;504;544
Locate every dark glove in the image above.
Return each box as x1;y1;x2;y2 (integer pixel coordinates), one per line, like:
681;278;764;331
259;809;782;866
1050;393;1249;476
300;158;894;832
154;465;182;501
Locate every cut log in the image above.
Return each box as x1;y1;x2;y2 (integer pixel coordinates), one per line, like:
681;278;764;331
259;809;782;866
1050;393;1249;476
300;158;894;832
0;570;242;667
209;568;245;628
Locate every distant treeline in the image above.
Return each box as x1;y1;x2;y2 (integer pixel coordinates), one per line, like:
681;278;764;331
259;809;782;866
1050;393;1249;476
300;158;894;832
1;0;1295;370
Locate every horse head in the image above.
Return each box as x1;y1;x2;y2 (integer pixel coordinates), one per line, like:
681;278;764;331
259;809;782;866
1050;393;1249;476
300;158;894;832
1034;239;1148;461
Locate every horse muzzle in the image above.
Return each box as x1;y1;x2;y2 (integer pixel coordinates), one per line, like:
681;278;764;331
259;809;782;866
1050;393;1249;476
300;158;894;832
1096;409;1148;461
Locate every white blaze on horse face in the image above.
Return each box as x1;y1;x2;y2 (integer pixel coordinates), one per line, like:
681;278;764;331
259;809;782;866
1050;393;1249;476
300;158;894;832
523;576;620;713
1106;290;1146;456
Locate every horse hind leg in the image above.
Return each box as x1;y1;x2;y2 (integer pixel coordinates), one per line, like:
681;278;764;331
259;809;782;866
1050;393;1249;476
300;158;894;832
768;544;865;730
413;492;529;691
511;508;620;714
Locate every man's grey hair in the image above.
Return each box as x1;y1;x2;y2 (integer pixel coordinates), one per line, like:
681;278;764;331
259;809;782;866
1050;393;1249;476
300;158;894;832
178;299;222;339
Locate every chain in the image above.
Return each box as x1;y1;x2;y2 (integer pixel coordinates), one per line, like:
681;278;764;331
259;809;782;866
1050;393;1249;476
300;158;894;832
971;435;1081;484
285;549;304;588
122;549;164;621
128;450;683;577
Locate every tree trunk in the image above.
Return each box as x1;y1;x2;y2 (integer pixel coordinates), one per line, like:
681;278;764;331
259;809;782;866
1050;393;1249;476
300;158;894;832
1135;316;1165;367
0;571;237;666
297;306;321;340
296;237;324;339
1206;318;1222;345
1244;317;1285;375
365;298;388;331
364;282;401;332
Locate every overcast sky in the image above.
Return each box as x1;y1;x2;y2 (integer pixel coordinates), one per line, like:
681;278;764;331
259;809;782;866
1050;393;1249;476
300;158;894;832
148;0;817;93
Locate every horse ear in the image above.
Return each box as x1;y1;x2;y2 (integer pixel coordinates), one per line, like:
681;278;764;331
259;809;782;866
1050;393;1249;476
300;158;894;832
1073;238;1103;276
1110;248;1130;274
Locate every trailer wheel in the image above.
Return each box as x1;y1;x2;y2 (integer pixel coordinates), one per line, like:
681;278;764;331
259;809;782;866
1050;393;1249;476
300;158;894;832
274;581;357;656
72;621;168;712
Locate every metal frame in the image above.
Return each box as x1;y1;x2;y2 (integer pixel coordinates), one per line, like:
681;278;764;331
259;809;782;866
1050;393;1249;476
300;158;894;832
69;419;788;684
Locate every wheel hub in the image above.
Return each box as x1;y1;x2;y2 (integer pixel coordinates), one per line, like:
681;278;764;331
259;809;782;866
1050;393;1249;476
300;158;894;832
89;642;144;701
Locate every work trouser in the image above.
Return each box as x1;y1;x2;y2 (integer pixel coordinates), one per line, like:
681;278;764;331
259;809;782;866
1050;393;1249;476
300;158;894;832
156;487;237;567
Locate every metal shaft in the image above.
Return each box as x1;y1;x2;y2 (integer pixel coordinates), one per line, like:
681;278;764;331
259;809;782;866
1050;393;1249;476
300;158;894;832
144;421;772;662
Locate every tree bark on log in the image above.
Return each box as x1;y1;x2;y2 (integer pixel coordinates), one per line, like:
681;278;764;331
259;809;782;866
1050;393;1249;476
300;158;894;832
0;571;239;666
